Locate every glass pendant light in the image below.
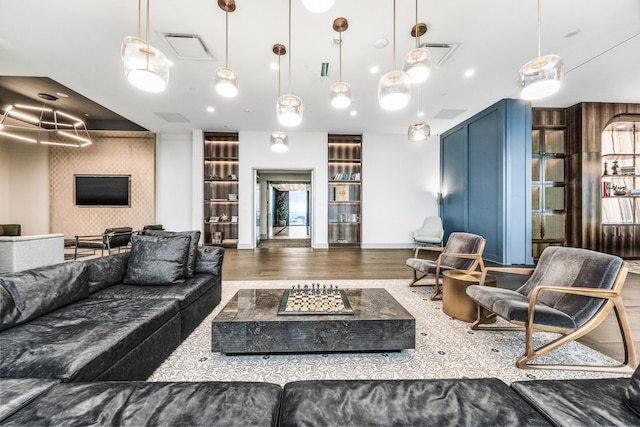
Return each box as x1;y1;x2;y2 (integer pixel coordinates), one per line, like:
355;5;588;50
329;18;352;109
378;0;411;111
407;88;430;143
403;1;431;84
271;44;289;152
301;0;334;13
270;131;289;152
518;0;563;100
214;0;239;97
277;0;303;127
121;0;169;93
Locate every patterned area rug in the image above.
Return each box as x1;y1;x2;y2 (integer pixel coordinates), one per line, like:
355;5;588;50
149;279;627;386
627;260;640;275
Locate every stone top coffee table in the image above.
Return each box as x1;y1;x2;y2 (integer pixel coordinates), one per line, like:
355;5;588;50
211;288;415;355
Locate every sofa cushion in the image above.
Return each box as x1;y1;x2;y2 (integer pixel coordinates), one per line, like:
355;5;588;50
195;246;225;276
124;234;191;285
0;261;88;331
512;377;638;426
626;364;640;417
280;379;549;426
1;381;282;427
144;230;201;278
0;298;179;382
91;274;214;310
84;252;130;294
0;378;58;423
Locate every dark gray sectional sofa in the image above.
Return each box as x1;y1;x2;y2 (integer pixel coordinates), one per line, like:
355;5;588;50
1;231;639;426
0;231;223;382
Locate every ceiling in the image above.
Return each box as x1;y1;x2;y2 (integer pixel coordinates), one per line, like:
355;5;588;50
1;0;639;137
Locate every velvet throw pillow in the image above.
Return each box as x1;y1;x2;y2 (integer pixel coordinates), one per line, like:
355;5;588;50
625;364;640;417
195;247;225;276
144;230;201;278
124;234;191;286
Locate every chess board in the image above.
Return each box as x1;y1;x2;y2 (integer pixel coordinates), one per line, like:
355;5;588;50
277;285;354;316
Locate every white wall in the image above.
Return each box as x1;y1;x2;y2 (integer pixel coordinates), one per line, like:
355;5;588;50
155;133;197;233
361;133;440;248
0;141;49;235
238;131;329;249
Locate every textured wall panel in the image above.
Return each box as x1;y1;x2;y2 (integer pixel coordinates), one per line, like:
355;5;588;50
49;131;156;238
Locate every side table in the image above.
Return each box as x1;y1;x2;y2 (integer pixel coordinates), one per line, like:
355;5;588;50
442;270;497;323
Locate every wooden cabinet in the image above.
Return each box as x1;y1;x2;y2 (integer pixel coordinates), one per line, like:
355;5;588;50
328;135;361;247
600;114;639;257
531;124;567;260
203;132;239;248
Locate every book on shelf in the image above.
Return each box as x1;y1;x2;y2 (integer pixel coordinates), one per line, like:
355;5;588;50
335;185;349;201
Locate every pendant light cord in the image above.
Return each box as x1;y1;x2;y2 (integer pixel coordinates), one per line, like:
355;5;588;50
137;0;142;39
392;0;397;70
415;0;419;48
288;0;292;94
225;11;229;68
145;0;150;48
339;31;343;82
537;0;541;58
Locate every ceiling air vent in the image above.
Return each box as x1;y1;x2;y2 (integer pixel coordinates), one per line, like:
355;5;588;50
161;33;214;61
433;109;466;120
420;43;460;69
155;113;191;123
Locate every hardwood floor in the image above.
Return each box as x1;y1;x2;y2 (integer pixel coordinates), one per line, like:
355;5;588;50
221;247;640;365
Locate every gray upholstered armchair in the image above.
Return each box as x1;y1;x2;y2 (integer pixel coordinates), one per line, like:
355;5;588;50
466;246;637;374
406;232;485;300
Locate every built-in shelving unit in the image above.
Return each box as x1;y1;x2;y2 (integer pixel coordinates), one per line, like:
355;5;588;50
204;132;239;248
531;124;567;260
328;134;362;247
601;114;639;258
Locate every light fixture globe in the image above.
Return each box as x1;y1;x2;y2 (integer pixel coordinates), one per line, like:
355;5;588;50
301;0;334;13
408;122;430;143
122;37;169;93
518;54;563;100
378;70;411;110
403;47;431;83
214;67;239;97
270;131;289;152
330;82;352;109
277;94;303;127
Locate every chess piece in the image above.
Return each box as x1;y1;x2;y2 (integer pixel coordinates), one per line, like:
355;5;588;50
603;161;609;176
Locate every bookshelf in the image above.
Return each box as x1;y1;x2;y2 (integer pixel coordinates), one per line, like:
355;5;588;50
601;114;639;257
328;134;362;247
204;132;239;248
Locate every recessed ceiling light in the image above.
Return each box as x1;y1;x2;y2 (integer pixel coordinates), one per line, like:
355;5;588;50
56;92;69;98
373;38;388;48
207;106;215;113
370;66;379;74
270;63;279;70
464;69;475;77
350;110;357;116
243;108;250;113
417;111;424;117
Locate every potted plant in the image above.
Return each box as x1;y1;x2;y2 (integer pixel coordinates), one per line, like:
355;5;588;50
277;193;288;227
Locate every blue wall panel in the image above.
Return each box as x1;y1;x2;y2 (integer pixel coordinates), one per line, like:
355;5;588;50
440;98;532;265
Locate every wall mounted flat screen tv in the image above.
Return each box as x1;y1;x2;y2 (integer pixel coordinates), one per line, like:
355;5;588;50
75;175;131;206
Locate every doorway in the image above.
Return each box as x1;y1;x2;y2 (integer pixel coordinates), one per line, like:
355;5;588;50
256;170;312;248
